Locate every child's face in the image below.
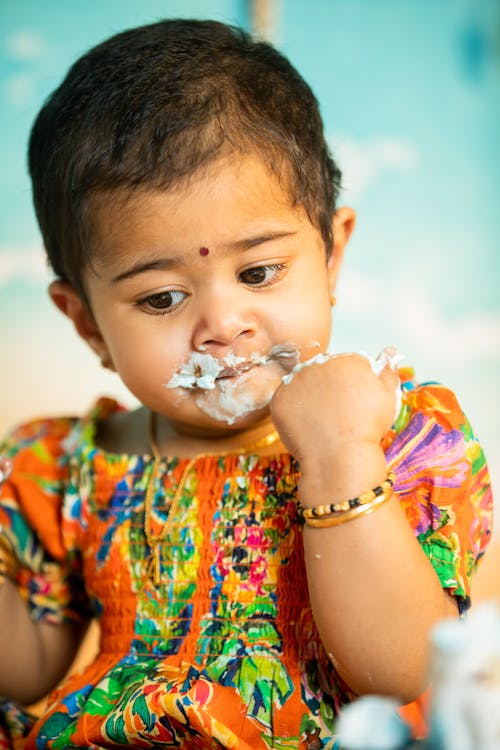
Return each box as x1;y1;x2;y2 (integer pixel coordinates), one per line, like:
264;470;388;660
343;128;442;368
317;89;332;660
55;155;353;435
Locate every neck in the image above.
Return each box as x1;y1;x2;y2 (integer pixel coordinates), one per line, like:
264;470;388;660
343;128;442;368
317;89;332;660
150;411;283;459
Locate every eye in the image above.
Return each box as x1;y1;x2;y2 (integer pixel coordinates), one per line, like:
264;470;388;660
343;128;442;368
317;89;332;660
138;289;187;314
239;264;285;287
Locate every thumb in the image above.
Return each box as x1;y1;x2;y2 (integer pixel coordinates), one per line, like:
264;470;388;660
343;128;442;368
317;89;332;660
375;347;404;422
379;363;402;424
378;361;400;391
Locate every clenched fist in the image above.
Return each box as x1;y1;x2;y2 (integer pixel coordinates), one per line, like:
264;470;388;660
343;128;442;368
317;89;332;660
270;350;401;501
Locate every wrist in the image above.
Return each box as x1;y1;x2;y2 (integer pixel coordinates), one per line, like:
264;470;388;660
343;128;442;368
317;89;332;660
298;441;388;508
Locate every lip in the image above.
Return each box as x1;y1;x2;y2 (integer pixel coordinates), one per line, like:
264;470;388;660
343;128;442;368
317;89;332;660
217;362;255;379
216;344;299;379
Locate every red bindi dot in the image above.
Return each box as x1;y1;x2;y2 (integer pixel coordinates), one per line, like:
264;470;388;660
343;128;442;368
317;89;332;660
199;247;209;257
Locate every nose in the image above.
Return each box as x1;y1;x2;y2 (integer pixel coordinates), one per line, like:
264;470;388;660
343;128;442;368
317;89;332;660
191;289;257;354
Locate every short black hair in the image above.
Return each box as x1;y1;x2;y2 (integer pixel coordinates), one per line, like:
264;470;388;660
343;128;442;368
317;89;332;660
28;18;342;300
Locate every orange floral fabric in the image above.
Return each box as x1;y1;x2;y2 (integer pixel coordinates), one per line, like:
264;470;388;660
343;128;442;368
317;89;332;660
0;378;493;749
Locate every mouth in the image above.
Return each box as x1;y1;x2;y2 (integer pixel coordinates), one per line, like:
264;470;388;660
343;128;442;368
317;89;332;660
165;343;301;392
264;343;300;371
215;344;299;380
217;362;255;379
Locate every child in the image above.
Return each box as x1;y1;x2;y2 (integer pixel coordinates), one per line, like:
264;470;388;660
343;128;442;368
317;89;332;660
0;18;493;750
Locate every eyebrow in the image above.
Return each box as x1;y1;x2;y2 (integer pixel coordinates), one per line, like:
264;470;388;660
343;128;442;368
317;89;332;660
111;257;184;283
111;230;296;283
230;230;296;252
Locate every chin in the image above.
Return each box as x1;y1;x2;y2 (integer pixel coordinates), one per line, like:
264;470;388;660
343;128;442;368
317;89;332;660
193;367;281;427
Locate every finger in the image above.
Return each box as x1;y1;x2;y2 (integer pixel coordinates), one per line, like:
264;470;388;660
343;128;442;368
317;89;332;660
378;365;402;422
378;362;399;389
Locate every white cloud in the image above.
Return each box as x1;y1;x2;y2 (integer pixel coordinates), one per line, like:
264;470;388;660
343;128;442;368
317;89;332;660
0;244;50;286
4;71;36;107
4;30;48;107
337;268;500;363
393;284;500;362
336;270;382;315
330;134;420;200
5;30;48;61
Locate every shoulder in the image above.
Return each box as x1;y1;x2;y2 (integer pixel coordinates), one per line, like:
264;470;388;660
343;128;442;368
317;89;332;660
1;415;78;502
0;398;123;561
384;369;490;492
386;371;493;601
396;368;469;433
383;369;481;457
0;397;124;503
385;368;492;537
1;396;123;467
2;413;77;462
0;414;77;563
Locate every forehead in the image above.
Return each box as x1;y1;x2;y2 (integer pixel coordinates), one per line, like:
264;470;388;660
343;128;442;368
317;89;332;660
87;155;309;264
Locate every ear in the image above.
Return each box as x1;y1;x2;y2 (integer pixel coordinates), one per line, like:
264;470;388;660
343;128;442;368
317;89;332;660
327;206;356;293
48;281;115;370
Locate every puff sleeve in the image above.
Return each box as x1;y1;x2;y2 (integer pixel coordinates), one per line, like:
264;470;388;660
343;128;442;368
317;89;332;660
0;416;91;624
384;380;493;614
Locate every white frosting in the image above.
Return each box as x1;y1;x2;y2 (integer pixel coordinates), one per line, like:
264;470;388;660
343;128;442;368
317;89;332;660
282;347;404;385
165;344;299;392
360;347;405;377
195;373;274;425
281;351;337;385
164;346;298;424
165;352;224;391
281;346;404;422
164;345;404;425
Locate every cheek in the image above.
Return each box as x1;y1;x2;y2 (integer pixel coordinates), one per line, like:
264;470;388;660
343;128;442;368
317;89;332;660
276;292;332;346
106;322;187;385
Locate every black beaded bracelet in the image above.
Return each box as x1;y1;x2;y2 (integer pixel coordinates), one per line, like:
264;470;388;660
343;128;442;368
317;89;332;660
299;472;396;519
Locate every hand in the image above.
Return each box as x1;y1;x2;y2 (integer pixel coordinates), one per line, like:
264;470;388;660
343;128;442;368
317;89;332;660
270;351;399;473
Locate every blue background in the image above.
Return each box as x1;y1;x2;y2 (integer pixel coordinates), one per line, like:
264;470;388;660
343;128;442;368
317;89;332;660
1;0;499;505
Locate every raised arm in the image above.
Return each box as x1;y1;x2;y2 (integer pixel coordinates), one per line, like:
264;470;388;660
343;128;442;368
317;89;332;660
271;354;489;703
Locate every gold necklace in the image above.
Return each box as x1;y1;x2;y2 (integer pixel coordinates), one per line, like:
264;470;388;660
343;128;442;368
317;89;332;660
144;411;280;585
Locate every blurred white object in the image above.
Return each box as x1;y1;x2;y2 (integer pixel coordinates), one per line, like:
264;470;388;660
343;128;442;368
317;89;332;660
429;601;500;750
336;695;411;749
336;603;500;750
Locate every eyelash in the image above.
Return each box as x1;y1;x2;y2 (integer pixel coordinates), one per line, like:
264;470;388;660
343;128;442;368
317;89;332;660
137;263;287;316
136;289;187;316
238;263;286;287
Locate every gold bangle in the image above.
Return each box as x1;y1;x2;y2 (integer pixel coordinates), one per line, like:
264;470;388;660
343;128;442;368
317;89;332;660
0;534;19;583
300;472;396;519
303;489;394;528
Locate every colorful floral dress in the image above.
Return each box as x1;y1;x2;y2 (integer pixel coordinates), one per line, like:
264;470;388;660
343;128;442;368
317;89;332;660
0;374;493;749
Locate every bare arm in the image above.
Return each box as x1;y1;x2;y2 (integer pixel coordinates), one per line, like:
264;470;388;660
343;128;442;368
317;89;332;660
271;354;458;703
299;443;457;703
0;578;88;705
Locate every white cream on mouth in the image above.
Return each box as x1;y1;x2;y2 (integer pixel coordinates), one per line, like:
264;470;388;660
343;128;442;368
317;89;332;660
165;345;299;391
195;372;273;425
164;345;404;424
164;344;300;424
